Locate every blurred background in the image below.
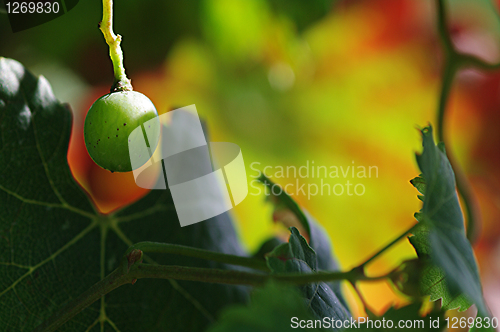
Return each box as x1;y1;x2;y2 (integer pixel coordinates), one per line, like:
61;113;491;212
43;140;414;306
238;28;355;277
1;0;500;326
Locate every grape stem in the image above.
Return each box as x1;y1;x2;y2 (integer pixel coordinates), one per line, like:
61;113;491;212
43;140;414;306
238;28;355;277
123;241;271;271
100;0;132;92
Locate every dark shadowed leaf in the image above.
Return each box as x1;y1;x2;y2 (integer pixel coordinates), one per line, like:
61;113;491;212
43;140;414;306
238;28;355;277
0;57;249;331
252;236;286;260
266;227;350;330
257;173;346;307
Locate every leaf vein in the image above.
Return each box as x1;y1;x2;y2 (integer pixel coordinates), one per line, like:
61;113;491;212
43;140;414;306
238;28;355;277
31;109;68;206
0;183;96;219
0;220;98;298
113;204;173;223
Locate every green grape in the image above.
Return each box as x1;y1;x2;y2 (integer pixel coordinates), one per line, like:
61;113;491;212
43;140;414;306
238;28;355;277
84;91;160;172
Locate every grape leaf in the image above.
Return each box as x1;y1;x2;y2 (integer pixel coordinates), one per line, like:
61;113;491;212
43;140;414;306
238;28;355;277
0;57;250;331
409;217;473;311
409;174;425;201
206;281;330;332
257;173;347;308
266;227;350;329
408;126;487;314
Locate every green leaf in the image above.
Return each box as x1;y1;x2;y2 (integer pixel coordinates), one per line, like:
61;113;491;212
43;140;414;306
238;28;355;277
346;303;447;331
0;57;250;331
206;281;330;332
410;175;425;201
266;227;350;328
410;175;426;196
408;222;473;311
408;126;486;314
257;173;346;307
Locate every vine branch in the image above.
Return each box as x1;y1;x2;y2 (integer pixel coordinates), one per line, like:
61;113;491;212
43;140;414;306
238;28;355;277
124;241;270;271
360;224;418;269
33;260;384;332
433;0;500;242
35;222;417;332
99;0;132;91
